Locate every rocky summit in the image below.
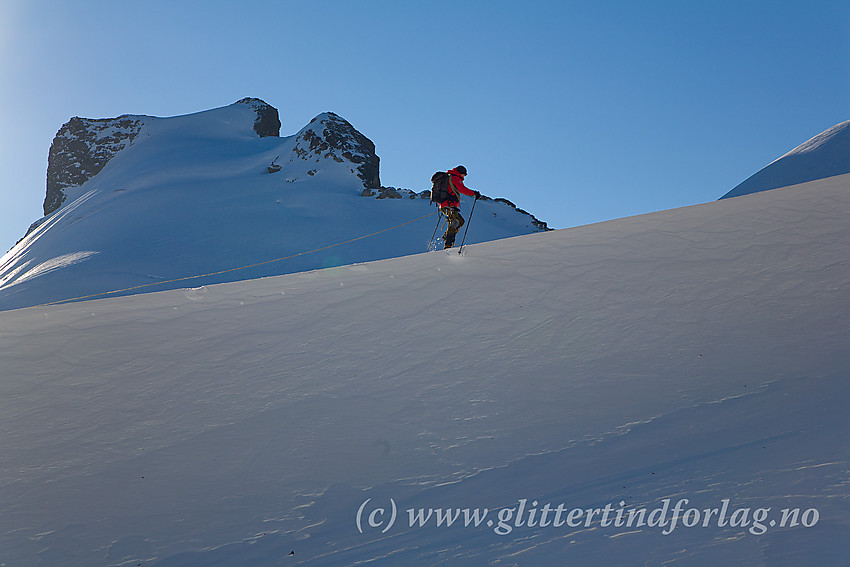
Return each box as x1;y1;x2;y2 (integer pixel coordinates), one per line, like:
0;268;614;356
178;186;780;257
289;112;380;190
45;115;145;216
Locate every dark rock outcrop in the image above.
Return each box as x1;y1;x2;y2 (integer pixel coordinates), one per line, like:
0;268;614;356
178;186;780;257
44;116;143;215
362;186;427;200
361;187;551;231
292;112;380;189
236;97;281;138
490;196;551;231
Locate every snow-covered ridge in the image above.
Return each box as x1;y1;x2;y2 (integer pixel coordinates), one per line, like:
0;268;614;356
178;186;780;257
0;99;549;310
721;119;850;199
360;185;550;232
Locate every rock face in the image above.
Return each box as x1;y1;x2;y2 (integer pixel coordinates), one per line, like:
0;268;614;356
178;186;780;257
44;115;144;215
236;97;281;138
292;112;380;189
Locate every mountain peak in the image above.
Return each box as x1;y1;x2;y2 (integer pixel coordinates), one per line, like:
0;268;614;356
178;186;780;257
292;112;380;189
43;98;283;216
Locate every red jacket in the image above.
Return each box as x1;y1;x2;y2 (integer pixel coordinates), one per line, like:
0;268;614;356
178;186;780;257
441;168;476;208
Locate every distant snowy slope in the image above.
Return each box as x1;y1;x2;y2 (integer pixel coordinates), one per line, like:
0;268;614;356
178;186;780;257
721;119;850;199
0;100;547;311
1;174;848;566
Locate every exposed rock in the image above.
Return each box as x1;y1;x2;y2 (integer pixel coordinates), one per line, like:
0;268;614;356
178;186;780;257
491;196;551;231
292;113;380;189
236;97;281;138
44;116;143;215
375;187;402;199
361;187;551;231
267;155;282;174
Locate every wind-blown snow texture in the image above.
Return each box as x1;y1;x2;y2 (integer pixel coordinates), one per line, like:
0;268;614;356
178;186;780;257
721;119;850;199
0;100;547;311
1;174;848;566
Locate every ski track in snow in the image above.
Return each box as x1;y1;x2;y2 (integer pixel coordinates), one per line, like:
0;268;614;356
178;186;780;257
0;190;99;290
0;250;100;289
0;175;849;565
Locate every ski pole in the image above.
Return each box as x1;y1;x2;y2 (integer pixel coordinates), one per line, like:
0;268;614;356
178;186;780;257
427;209;443;251
457;195;478;254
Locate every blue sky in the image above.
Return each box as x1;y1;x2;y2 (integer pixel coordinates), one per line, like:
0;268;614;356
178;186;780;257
1;0;848;251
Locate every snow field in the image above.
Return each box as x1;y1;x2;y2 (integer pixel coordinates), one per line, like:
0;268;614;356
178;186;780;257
1;174;849;565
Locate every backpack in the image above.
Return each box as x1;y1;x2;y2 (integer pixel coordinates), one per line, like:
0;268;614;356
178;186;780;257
430;171;450;205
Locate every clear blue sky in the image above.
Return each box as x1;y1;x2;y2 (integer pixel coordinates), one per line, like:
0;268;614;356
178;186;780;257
1;0;848;251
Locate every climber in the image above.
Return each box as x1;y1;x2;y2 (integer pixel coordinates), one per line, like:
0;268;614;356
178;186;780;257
435;165;479;248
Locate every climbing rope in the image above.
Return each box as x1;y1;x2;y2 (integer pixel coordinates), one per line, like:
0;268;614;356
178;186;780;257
36;210;437;308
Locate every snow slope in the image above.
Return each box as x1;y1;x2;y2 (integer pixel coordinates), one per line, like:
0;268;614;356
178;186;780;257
1;174;849;566
0;101;546;311
721;119;850;199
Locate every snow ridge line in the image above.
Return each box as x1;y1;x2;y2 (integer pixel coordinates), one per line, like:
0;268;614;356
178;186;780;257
30;210;439;309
